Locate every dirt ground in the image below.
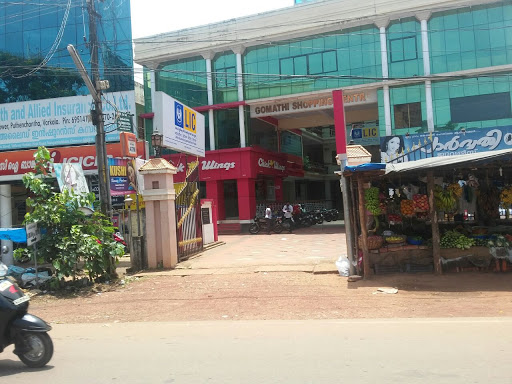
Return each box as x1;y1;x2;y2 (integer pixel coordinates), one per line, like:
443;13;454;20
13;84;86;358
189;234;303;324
29;271;512;323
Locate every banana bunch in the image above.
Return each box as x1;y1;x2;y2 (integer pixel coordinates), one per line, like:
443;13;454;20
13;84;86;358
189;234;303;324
447;183;463;198
434;185;457;212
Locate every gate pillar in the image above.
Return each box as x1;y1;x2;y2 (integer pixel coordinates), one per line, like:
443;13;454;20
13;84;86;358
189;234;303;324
139;158;178;269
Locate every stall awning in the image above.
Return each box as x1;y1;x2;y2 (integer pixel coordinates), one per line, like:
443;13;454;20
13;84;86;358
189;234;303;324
385;148;512;174
0;228;27;243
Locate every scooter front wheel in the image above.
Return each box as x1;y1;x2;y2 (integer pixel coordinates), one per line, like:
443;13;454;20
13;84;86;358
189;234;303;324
17;332;53;368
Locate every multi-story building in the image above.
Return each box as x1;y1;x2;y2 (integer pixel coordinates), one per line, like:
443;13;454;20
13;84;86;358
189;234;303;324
0;0;136;259
134;0;512;231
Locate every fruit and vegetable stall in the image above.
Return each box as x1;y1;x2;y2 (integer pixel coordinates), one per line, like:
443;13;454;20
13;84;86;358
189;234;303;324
342;150;512;278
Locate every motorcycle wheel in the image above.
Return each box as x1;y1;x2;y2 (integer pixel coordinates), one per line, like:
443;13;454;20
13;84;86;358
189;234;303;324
273;223;284;234
249;223;260;234
17;332;53;368
282;221;292;232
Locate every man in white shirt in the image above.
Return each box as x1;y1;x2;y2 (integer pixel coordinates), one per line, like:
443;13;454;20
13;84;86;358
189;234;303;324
282;202;293;233
265;206;272;234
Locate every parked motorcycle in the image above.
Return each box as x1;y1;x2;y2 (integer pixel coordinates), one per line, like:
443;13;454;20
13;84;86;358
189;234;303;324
0;262;53;368
113;232;128;253
249;216;284;234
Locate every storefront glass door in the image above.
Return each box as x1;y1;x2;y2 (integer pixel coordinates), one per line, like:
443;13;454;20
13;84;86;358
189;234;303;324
223;180;239;219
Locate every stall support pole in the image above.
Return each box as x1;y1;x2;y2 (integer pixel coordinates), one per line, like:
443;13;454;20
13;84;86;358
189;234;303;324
357;178;371;278
427;171;442;274
341;171;355;275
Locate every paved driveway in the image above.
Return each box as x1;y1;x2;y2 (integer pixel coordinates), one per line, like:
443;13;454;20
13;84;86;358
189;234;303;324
177;221;346;273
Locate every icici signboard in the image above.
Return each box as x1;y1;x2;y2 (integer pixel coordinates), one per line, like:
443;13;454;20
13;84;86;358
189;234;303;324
0;141;146;179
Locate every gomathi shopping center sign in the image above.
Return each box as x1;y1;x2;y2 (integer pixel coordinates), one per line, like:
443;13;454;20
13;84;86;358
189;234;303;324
250;90;377;117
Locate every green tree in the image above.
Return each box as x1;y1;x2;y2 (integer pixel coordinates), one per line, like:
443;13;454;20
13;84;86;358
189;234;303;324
15;147;123;285
0;52;85;103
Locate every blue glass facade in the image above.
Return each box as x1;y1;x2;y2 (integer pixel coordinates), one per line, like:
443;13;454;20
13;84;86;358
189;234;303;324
0;0;134;102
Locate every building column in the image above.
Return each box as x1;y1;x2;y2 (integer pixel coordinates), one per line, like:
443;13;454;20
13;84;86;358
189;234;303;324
325;180;332;209
417;12;434;132
206;180;225;221
233;46;246;148
237;178;256;222
203;51;216;150
274;177;284;202
375;19;392;136
0;184;12;266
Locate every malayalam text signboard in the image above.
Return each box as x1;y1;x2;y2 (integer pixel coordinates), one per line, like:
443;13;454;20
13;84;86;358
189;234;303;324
153;91;205;157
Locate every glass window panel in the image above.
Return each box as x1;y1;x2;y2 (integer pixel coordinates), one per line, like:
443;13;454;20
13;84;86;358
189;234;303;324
403;37;417;60
309;52;322;74
492;49;507;66
267;45;278;59
460;51;476;70
294;56;307;75
450;92;512;122
5;32;22;55
389;39;404;62
504;5;512;20
472;8;488;25
280;58;293;75
487;6;504;23
459;30;475;52
476;53;492;68
394;102;422;129
457;11;473;27
6;4;23;32
349;50;362;68
23;30;40;58
490;26;506;48
475;29;490;50
446;54;461;71
444;14;459;29
444;30;460;52
278;44;289;57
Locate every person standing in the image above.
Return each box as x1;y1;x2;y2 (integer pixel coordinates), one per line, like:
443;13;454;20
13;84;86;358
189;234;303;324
265;206;272;235
282;202;293;233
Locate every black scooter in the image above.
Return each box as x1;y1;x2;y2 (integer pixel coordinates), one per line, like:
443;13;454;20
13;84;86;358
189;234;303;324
0;262;53;368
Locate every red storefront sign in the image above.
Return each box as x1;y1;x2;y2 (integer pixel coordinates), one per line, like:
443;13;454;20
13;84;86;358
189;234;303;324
165;147;303;183
0;141;146;178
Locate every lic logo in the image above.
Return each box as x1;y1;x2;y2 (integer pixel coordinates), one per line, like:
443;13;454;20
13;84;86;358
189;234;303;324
175;102;184;128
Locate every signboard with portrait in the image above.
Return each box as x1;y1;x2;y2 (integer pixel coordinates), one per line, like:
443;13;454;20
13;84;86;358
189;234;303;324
380;125;512;163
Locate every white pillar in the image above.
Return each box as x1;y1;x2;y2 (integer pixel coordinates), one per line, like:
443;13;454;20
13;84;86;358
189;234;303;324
376;19;392;136
0;184;13;266
379;26;389;79
203;53;216;150
383;85;392;135
420;18;431;76
425;80;434;132
233;46;246;147
150;70;156;114
417;13;434;132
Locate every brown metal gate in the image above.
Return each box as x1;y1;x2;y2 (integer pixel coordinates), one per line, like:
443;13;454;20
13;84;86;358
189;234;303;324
175;159;203;261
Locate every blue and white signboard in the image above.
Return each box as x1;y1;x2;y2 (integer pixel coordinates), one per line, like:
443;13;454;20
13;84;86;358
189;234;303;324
0;91;135;151
153;91;205;157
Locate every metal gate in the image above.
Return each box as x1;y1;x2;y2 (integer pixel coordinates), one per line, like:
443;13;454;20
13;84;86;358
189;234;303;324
175;159;203;261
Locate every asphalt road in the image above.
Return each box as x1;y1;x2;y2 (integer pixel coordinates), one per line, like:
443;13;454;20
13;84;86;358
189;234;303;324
1;318;511;384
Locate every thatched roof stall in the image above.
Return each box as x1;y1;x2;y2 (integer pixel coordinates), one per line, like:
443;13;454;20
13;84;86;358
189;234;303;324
342;149;512;278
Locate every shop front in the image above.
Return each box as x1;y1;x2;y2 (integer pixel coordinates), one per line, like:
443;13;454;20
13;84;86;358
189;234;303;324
165;147;303;231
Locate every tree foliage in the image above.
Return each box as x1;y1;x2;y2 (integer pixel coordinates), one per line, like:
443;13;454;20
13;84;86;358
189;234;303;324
14;147;123;284
0;51;85;103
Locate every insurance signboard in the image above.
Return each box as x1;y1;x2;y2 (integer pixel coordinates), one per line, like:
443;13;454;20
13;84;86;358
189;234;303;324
0;91;135;151
153;91;205;157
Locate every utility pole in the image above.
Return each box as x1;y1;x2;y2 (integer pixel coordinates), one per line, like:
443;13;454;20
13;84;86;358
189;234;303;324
68;0;111;216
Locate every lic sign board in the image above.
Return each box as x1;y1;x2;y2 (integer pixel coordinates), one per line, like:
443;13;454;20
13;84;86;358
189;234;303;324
154;91;205;157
